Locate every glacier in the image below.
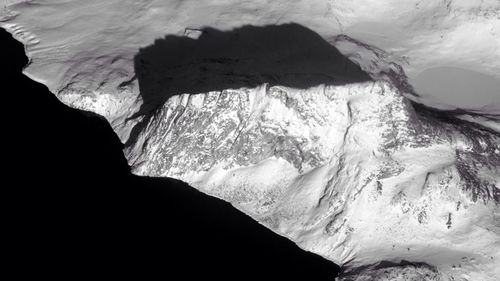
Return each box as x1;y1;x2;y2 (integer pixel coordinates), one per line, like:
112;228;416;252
2;1;499;280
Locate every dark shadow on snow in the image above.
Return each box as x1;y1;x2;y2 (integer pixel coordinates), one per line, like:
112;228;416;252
126;23;371;146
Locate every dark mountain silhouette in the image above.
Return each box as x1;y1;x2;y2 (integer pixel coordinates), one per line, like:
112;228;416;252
3;27;340;279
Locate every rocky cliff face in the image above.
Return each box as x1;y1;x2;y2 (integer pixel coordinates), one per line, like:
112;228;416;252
125;78;499;280
2;1;499;280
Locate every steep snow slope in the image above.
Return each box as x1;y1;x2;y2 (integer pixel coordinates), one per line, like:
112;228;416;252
2;1;499;280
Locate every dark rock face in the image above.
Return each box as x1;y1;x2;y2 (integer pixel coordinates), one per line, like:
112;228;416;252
339;261;442;281
411;102;500;204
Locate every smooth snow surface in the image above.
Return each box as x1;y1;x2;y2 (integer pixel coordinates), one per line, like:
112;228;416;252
2;1;499;280
414;67;500;110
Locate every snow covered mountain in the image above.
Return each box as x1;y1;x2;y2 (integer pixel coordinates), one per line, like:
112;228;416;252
2;1;499;280
125;77;500;281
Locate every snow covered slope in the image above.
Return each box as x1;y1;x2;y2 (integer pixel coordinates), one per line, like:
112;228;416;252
2;1;499;280
2;0;499;112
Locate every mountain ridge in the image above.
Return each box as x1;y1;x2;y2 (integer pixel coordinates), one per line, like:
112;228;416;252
3;4;499;279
